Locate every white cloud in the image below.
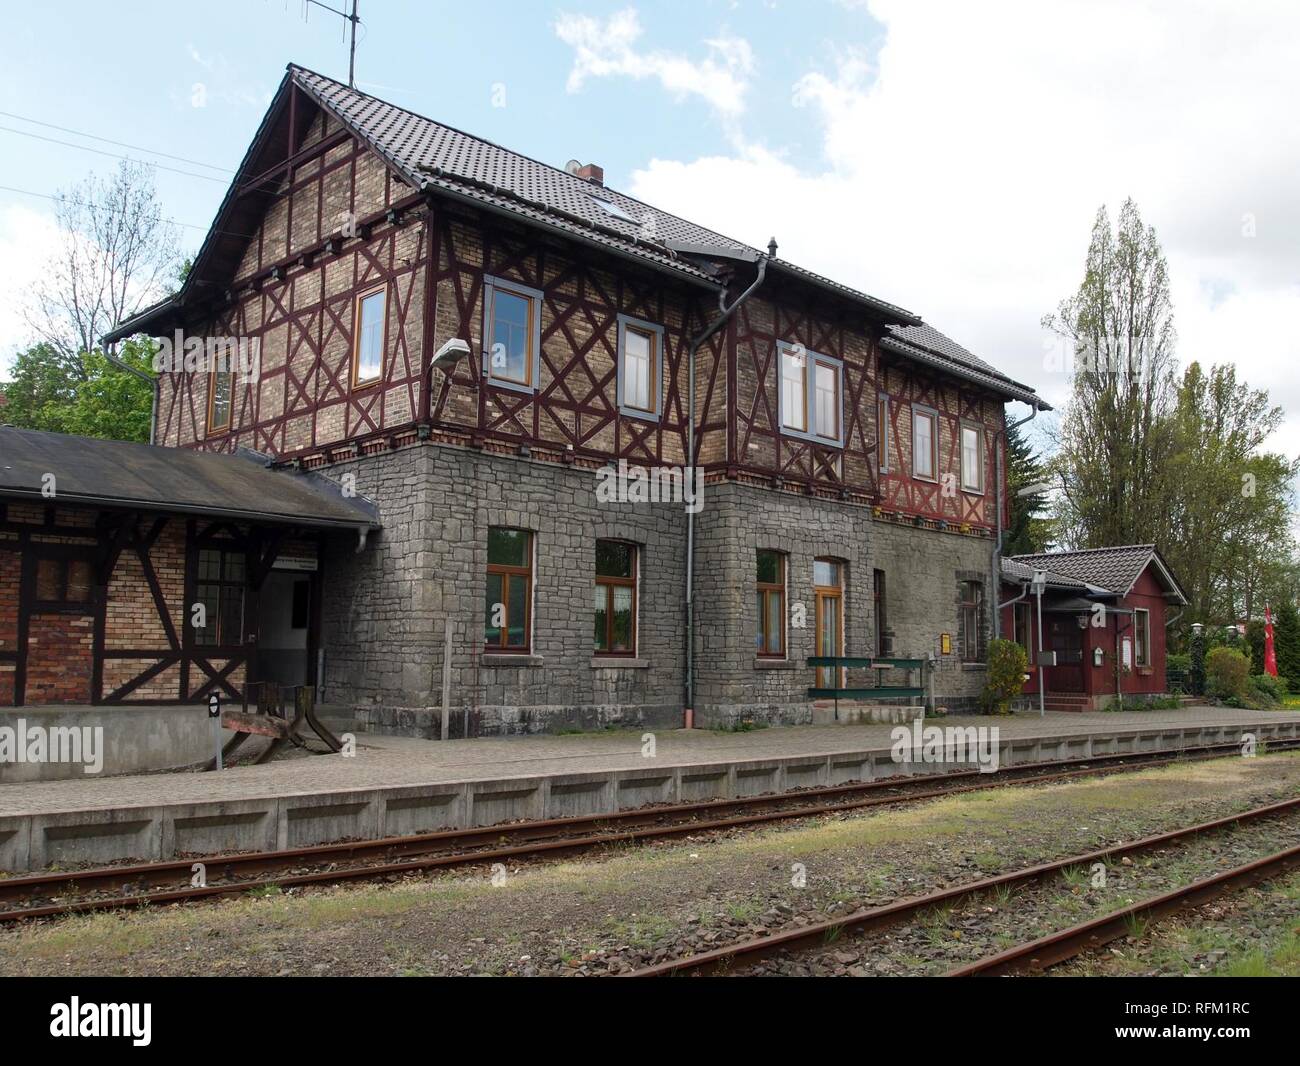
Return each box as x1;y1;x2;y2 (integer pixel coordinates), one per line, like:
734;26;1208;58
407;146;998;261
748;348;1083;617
0;202;61;374
596;0;1300;464
555;8;755;118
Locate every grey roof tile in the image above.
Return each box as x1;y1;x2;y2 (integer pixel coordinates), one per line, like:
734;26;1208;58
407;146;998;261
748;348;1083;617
0;427;379;530
1010;544;1186;603
290;66;926;324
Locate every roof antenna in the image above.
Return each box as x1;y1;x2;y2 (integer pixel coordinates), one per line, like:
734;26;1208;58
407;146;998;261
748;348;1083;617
767;236;778;259
304;0;361;87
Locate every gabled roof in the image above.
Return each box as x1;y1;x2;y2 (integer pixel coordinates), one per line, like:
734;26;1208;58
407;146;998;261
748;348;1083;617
103;63;1046;408
883;323;1049;409
0;427;380;532
1000;557;1095;592
290;65;922;325
1010;544;1187;604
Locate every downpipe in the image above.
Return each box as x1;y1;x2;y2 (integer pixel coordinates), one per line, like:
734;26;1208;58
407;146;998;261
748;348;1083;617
991;402;1040;639
103;341;160;445
684;255;768;729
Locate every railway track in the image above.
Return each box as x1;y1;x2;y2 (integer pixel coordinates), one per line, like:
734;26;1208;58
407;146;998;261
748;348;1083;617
2;737;1295;925
623;794;1300;976
944;842;1300;976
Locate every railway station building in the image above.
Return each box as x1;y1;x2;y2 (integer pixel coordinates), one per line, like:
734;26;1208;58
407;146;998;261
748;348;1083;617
0;63;1145;761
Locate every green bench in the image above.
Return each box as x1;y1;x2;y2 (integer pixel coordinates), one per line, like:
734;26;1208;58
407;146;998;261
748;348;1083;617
806;655;931;719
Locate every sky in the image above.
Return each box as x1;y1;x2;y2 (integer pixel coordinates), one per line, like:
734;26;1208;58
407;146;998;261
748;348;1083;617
2;0;1299;466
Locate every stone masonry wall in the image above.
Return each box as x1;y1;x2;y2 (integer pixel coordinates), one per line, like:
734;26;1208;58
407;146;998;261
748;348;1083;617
318;444;995;735
319;443;688;735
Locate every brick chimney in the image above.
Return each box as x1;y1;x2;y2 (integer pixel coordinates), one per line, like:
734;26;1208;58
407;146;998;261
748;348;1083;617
575;162;604;186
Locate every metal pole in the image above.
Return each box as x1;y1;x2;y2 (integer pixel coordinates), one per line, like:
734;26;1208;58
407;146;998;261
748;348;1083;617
440;615;452;741
348;0;359;88
1036;586;1045;718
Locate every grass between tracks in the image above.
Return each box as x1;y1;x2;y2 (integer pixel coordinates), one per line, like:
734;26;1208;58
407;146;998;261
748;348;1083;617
2;751;1299;976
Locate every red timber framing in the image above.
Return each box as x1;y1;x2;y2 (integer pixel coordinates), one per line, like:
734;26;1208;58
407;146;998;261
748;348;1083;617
425;209;722;468
0;501;323;707
876;354;1001;527
155;100;430;458
146;78;1011;527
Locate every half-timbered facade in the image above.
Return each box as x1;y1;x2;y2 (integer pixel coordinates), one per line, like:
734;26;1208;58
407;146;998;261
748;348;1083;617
5;62;1053;736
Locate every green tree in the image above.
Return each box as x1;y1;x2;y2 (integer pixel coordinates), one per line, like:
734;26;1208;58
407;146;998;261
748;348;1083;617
1275;601;1300;690
0;339;154;442
1164;361;1297;625
1003;421;1053;555
0;342;78;431
1245;619;1265;673
1044;198;1179;551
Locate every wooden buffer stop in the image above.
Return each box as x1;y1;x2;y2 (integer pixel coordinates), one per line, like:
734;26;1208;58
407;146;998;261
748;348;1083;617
211;683;343;768
805;655;933;720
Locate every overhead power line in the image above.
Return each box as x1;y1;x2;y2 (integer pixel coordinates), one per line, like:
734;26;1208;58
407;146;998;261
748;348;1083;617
0;183;254;240
0;110;233;174
0;124;229;184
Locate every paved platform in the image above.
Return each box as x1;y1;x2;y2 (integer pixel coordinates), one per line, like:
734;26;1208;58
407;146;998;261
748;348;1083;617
2;706;1298;872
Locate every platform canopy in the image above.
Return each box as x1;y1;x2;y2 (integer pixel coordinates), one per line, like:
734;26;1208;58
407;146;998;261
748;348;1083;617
0;427;380;533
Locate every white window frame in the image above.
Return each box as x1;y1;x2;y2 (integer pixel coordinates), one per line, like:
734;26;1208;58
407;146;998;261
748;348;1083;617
616;314;664;421
912;405;938;481
960;421;985;494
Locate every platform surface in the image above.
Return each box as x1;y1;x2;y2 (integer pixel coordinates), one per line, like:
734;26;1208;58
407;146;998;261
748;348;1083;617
2;704;1297;818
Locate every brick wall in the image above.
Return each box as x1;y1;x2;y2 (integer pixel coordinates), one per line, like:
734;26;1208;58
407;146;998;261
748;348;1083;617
0;536;18;704
23;614;93;704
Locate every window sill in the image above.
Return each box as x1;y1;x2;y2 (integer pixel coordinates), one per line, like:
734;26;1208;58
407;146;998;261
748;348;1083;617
961;662;987;671
482;653;543;668
754;658;796;670
590;657;649;669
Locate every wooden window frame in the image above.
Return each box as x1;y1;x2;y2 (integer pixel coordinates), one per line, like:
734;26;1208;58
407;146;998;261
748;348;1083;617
33;555;94;612
814;558;845;688
877;394;890;474
960;579;984;663
482;275;543;395
350;283;388;391
194;546;246;649
594;540;638;657
1134;607;1151;667
777;341;845;447
1013;601;1032;654
960;420;985;495
756;549;787;659
912;405;939;482
206;364;234;436
616;315;665;421
484;528;533;653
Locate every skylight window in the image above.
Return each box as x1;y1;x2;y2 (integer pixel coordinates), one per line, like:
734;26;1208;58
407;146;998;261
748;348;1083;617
590;194;639;224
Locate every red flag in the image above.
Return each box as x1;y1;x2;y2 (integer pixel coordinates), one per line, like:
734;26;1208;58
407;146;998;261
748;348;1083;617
1264;605;1278;677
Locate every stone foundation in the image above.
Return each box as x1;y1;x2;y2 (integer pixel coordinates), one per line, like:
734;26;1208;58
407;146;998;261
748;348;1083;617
317;443;999;736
